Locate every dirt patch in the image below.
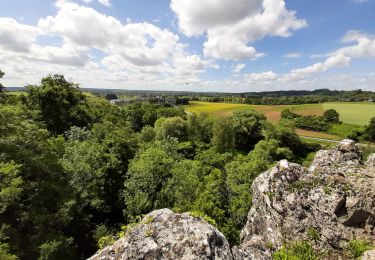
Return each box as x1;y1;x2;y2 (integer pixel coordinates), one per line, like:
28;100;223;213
296;129;340;140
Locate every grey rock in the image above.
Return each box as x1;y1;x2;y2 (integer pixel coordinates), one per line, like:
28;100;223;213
88;209;233;260
236;140;375;258
362;249;375;260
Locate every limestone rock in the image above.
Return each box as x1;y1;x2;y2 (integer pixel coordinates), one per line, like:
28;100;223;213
236;140;375;258
88;209;233;260
362;249;375;260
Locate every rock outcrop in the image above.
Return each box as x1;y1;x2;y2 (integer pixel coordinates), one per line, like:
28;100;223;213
234;139;375;259
88;209;232;260
89;140;374;260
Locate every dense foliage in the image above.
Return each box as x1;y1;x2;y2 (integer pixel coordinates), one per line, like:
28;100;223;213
0;73;342;260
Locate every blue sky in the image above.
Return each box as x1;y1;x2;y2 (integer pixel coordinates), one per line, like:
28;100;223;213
0;0;374;92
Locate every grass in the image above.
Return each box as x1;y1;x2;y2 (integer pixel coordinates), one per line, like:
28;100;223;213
346;240;373;259
323;102;375;126
328;123;364;139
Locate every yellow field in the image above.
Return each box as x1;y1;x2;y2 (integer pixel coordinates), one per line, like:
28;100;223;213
184;101;326;123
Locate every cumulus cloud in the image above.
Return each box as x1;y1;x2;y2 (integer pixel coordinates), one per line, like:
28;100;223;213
171;0;307;60
0;18;40;52
232;63;246;74
244;71;278;84
283;54;350;81
0;1;213;89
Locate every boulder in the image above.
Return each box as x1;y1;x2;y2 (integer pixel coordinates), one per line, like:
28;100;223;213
88;209;233;260
362;249;375;260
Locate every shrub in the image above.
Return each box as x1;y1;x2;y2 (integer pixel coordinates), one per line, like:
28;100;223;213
273;241;317;260
189;211;217;227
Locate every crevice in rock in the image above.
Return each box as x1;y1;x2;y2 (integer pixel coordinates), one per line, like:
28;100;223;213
334;197;347;218
343;210;370;228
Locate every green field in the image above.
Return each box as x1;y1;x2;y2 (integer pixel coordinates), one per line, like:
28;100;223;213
323;102;375;126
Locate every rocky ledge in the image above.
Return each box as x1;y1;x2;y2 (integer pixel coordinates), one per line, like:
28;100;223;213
89;140;374;260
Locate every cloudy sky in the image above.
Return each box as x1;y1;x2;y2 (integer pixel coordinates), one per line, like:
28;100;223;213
0;0;374;92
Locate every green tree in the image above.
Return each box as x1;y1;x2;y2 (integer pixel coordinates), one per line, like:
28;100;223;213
232;111;266;151
25;75;92;134
123;141;181;221
324;109;340;123
0;69;6;102
0;69;4;92
154;117;189;142
364;117;375;141
212;117;235;153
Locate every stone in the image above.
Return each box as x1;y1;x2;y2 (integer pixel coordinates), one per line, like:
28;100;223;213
362;249;375;260
236;140;375;258
88;209;233;260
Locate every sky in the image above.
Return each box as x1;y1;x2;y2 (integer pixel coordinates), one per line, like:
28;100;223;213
0;0;374;92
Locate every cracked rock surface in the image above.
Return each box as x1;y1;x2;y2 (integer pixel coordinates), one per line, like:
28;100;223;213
88;209;232;260
234;140;375;259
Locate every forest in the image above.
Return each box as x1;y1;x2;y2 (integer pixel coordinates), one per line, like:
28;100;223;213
0;72;375;259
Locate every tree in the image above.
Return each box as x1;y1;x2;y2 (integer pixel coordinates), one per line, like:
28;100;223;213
123;141;181;221
104;93;118;100
232;111;266;151
25;75;93;134
364;117;375;141
324;109;340;123
212;117;235;153
0;69;6;102
154;117;189;142
0;69;4;92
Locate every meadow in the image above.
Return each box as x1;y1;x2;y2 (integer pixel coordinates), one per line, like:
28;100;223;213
322;102;375;126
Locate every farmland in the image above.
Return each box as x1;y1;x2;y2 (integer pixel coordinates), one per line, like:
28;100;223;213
184;101;321;123
183;101;374;141
184;101;374;126
322;102;375;126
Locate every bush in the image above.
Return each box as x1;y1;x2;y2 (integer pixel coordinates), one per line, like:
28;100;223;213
323;109;340;123
189;211;217;227
273;241;318;260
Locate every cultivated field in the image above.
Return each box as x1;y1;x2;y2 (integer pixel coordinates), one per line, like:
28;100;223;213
183;101;374;141
184;101;374;126
184;101;315;123
323;102;375;126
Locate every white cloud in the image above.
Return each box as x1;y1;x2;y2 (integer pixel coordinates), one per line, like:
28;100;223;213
244;71;278;84
98;0;111;6
0;1;213;89
81;0;111;6
232;63;246;74
284;54;350;81
284;52;301;58
0;18;40;52
335;31;375;58
171;0;307;60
